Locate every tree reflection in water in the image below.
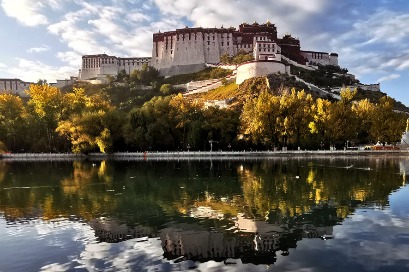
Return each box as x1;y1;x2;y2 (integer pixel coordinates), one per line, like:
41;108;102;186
0;157;407;266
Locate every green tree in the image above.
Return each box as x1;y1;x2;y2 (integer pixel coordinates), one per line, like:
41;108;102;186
220;53;232;64
202;107;239;149
126;96;177;150
130;64;161;86
160;84;175;96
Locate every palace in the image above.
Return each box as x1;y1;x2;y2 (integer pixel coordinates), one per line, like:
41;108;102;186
0;78;33;96
78;54;151;81
78;21;338;80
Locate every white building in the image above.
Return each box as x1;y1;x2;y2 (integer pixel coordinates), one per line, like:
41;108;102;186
300;51;338;66
236;35;289;84
50;76;78;89
152;27;238;76
0;78;33;97
79;54;151;80
78;22;340;80
253;35;281;61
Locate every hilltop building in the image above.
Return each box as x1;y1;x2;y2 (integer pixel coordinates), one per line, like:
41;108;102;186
78;54;151;81
79;21;338;80
0;78;33;96
151;22;338;76
50;76;79;89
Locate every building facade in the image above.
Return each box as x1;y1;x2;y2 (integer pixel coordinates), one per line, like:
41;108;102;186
79;54;151;80
300;51;338;66
78;21;339;80
0;78;33;97
152;22;338;76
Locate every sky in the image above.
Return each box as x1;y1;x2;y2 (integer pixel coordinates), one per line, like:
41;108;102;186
0;0;409;106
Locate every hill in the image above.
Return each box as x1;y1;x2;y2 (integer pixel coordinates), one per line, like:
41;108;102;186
187;67;409;113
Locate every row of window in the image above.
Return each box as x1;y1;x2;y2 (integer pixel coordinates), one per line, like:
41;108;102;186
175;33;232;41
257;48;275;52
83;59;149;68
310;53;326;59
258;44;275;49
1;82;28;90
256;36;270;41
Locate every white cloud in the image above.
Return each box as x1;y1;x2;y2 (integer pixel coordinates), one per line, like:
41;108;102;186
0;0;65;26
56;51;81;67
377;74;400;83
47;7;113;56
152;0;328;34
327;9;409;82
47;1;183;58
7;58;77;82
126;12;151;23
353;10;409;45
27;46;50;53
0;62;6;68
380;52;409;71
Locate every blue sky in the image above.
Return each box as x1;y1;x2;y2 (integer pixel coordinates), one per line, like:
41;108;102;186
0;0;408;106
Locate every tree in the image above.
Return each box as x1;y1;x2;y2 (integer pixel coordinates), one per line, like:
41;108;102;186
279;89;314;148
25;83;65;151
130;64;161;86
232;49;253;64
202;107;239;149
240;90;281;147
369;96;405;144
309;98;332;147
325;88;358;147
56;88;115;153
126;96;177;150
352;98;375;144
0;93;27;151
160;84;175;96
220;53;232;64
116;69;129;83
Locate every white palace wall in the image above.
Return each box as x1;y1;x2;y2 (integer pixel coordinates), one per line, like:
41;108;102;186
0;79;32;97
79;54;151;80
236;61;288;84
152;30;236;76
301;51;338;66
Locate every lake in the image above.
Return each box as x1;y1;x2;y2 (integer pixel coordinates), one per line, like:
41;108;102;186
1;157;409;271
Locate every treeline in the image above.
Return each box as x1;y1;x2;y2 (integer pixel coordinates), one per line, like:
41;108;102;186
241;88;406;149
0;72;406;153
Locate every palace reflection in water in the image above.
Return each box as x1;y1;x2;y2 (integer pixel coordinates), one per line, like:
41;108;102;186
0;157;408;270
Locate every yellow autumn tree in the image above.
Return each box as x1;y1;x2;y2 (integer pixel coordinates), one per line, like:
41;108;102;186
56;88;115;154
0;93;27;151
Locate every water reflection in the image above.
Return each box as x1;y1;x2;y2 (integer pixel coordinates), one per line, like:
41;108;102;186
0;158;408;270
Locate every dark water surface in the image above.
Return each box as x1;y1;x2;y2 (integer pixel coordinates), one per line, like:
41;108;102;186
1;157;409;271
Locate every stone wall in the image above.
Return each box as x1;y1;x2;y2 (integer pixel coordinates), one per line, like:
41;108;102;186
236;61;287;84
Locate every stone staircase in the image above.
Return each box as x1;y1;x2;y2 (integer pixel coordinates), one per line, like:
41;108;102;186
183;73;236;96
